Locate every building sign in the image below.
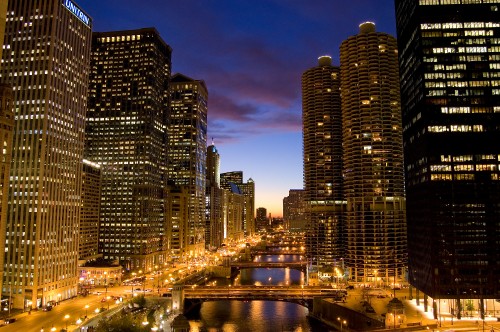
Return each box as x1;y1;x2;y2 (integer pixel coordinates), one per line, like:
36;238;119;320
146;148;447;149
63;0;91;27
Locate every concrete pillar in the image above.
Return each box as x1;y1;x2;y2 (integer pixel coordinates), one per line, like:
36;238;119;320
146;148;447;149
416;288;420;306
172;285;184;312
424;294;428;312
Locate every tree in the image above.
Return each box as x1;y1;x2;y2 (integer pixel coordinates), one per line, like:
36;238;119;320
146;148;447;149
95;314;145;332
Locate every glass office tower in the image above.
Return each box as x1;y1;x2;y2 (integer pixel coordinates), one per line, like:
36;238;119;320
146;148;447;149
395;0;500;318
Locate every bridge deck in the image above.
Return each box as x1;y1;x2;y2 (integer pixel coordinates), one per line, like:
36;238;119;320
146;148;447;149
184;286;345;301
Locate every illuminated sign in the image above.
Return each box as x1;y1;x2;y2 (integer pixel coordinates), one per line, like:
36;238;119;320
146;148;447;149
63;0;91;27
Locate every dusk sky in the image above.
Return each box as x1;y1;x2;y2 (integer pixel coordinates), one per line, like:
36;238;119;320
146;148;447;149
78;0;397;216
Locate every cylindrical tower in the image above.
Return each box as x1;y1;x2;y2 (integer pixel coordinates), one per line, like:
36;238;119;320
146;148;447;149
340;22;407;285
302;56;344;267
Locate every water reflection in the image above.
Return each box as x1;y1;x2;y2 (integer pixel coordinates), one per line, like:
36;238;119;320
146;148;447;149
187;255;331;331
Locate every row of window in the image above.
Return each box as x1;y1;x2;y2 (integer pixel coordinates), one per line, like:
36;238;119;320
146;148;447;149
428;125;484;132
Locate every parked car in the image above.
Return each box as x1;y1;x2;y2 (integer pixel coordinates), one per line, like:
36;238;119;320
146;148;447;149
42;305;53;311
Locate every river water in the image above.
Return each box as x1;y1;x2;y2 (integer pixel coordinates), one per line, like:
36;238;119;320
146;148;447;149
187;254;333;332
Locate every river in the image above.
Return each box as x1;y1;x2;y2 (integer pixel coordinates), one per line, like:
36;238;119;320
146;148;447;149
186;254;333;332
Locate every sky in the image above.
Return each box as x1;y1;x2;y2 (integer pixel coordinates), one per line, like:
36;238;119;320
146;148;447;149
77;0;397;217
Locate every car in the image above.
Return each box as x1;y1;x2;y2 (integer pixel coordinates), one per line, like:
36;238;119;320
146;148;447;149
3;318;16;325
42;305;53;311
346;285;354;290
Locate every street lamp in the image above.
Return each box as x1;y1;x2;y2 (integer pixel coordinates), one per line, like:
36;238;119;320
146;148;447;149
337;317;347;332
64;314;70;331
84;304;89;318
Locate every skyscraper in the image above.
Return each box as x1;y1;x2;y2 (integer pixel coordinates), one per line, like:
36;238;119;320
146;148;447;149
283;189;307;232
340;22;407;285
0;84;14;302
395;0;500;312
302;56;344;267
0;0;92;308
220;171;255;236
168;73;208;258
86;28;171;271
205;143;224;249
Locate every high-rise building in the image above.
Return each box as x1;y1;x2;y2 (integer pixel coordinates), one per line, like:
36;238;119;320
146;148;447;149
238;178;255;236
395;0;500;311
79;159;101;262
223;186;245;242
256;207;268;231
340;22;407;284
220;171;243;190
0;0;7;61
0;84;14;302
220;172;254;236
205;143;224;249
165;185;189;259
168;73;208;258
283;189;307;232
302;56;344;267
0;0;92;308
86;28;171;271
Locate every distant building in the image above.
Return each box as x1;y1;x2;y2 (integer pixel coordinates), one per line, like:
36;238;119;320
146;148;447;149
220;171;243;190
220;172;255;236
256;207;268;231
205;144;224;249
79;160;102;263
0;0;92;309
302;56;344;267
223;186;245;242
168;73;208;258
283;189;307;232
395;0;500;304
86;28;171;271
340;22;406;284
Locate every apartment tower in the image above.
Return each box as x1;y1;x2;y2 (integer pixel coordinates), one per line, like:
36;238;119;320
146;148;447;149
340;22;407;284
302;56;344;267
86;28;171;271
168;73;208;258
395;0;500;316
0;0;92;308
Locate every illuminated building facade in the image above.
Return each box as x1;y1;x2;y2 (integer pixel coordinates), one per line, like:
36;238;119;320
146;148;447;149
302;56;344;267
0;0;92;308
168;73;208;258
165;185;189;259
220;171;255;236
340;22;407;284
395;0;500;310
0;84;13;302
86;28;171;271
223;186;245;242
283;189;307;232
79;159;101;262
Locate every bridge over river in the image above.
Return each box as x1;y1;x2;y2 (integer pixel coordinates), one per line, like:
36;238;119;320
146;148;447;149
230;260;307;272
173;285;346;313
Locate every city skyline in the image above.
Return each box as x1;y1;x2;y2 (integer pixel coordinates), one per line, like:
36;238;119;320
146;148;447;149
77;0;397;216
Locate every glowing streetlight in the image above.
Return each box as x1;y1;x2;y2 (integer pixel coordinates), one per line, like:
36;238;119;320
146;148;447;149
64;314;70;330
